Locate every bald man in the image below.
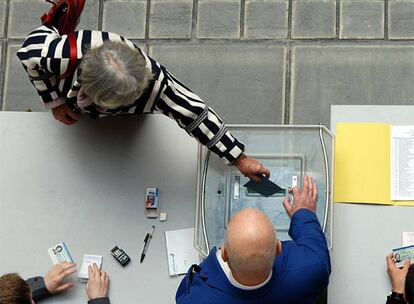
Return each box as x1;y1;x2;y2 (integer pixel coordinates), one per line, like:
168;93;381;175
176;176;331;304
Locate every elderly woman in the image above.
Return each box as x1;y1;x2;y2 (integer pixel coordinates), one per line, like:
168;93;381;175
17;25;269;180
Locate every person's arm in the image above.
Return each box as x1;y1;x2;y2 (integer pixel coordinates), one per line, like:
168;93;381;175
16;25;71;107
386;294;406;304
27;262;77;301
386;254;410;304
88;298;110;304
154;69;269;179
87;264;110;304
155;69;244;165
26;276;51;301
282;176;331;295
16;25;81;125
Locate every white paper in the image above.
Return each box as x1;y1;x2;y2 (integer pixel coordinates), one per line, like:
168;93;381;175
165;228;200;276
391;126;414;200
78;254;103;282
403;232;414;247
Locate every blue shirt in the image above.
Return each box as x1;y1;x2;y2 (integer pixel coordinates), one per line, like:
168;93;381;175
176;209;331;304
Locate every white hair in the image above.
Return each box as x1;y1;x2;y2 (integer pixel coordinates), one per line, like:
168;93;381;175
80;40;153;109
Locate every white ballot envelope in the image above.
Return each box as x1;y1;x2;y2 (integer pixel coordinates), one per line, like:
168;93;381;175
78;254;103;282
165;228;200;276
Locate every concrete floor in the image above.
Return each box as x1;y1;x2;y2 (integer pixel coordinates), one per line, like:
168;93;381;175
1;0;414;127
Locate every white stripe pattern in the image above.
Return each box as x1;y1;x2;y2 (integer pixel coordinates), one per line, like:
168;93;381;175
76;30;84;57
17;25;245;164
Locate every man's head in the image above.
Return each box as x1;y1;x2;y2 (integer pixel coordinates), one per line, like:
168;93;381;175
406;264;414;304
221;208;282;286
80;40;153;109
0;273;33;304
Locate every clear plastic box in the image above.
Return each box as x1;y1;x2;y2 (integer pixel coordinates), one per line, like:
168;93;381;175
194;125;334;257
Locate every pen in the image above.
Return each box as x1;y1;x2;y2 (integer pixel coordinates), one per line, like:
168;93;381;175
140;225;155;263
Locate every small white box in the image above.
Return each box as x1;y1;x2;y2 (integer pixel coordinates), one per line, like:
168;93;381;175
160;212;167;222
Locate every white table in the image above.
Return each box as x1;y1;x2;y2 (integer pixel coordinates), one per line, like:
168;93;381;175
4;107;413;304
328;105;414;304
0;112;198;303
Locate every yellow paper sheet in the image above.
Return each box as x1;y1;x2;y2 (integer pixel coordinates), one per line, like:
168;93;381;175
334;123;414;206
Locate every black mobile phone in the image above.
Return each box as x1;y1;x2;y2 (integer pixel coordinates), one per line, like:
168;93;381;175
110;246;131;266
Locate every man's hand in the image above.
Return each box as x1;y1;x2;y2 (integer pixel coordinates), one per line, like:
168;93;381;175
86;263;109;300
52;104;80;125
386;254;411;294
283;175;317;217
235;154;270;182
44;262;77;294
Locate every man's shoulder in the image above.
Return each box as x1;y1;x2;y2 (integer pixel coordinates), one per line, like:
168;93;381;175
176;248;235;304
177;281;244;304
274;238;330;293
177;289;228;304
26;276;51;300
275;239;329;275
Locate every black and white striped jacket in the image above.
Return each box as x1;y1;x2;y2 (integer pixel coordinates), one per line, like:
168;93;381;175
17;26;244;164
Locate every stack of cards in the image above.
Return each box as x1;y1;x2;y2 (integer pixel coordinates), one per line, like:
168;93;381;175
78;254;103;283
392;245;414;267
48;242;73;264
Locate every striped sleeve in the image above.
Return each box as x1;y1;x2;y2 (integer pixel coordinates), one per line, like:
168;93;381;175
16;26;72;105
155;69;245;165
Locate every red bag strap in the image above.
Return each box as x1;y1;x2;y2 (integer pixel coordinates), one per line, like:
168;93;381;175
41;0;85;79
61;32;78;79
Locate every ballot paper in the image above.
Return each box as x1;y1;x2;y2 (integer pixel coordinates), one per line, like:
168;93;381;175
48;242;73;264
78;254;103;282
392;245;414;268
391;126;414;200
403;232;414;247
334;123;414;205
244;176;284;196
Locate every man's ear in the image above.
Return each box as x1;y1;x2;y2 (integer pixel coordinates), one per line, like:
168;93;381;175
275;240;282;256
221;246;229;262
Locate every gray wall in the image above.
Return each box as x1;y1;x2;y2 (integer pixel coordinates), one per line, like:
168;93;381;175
1;0;414;126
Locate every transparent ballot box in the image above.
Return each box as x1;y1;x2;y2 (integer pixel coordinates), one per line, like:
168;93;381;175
194;125;334;258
